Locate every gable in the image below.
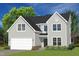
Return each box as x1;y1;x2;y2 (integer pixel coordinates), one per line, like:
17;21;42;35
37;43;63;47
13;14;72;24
7;12;70;32
24;12;70;24
7;16;39;32
46;12;69;24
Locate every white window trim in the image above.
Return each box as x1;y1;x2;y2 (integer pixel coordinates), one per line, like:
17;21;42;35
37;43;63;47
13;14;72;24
52;24;61;32
17;23;26;32
53;37;61;46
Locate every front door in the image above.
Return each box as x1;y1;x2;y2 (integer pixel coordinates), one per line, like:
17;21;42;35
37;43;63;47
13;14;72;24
44;38;47;47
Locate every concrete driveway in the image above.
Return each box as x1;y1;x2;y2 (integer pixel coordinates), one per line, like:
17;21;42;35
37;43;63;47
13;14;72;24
0;50;26;56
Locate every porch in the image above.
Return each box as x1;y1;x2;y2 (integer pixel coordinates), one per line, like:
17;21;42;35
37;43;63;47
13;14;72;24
39;33;48;48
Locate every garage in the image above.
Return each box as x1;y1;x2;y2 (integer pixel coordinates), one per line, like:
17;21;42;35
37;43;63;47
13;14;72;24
10;38;32;50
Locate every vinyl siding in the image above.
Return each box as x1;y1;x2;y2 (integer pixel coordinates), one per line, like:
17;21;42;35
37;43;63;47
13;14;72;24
47;13;69;46
8;17;36;47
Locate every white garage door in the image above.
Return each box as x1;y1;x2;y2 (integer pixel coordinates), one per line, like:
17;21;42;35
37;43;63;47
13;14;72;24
11;38;32;50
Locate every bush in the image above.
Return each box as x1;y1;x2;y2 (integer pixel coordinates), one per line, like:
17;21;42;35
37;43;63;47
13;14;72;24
67;44;75;50
75;44;79;47
4;46;10;49
46;46;67;50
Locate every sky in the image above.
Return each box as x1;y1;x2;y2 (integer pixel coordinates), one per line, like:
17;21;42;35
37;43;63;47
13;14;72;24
0;3;79;27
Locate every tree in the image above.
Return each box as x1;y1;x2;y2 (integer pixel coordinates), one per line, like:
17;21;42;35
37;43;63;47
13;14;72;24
0;28;4;43
2;7;36;45
2;6;35;31
64;10;78;44
64;10;78;34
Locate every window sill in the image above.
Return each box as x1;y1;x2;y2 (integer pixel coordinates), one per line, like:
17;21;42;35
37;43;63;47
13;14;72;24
17;30;26;32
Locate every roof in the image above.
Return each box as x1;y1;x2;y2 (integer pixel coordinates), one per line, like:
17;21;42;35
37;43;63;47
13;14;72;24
23;17;41;31
24;12;70;24
7;12;70;32
27;15;51;24
23;12;70;31
61;12;70;21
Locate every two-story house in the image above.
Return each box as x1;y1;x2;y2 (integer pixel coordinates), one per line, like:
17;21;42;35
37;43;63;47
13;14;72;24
7;12;71;50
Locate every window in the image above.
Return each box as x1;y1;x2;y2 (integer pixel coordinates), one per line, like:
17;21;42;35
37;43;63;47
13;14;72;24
18;24;25;31
53;24;61;31
53;24;56;31
44;25;47;31
58;38;61;45
53;38;56;45
53;37;61;46
22;24;25;31
18;24;21;31
57;24;61;30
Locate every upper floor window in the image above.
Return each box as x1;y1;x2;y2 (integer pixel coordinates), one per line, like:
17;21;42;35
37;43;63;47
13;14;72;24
53;24;61;31
22;24;25;31
53;24;56;31
18;24;21;31
44;25;47;31
18;24;25;31
57;24;61;30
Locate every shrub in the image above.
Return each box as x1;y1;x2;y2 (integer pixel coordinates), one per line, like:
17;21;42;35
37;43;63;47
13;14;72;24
4;46;10;49
75;44;79;47
67;44;75;50
46;46;67;50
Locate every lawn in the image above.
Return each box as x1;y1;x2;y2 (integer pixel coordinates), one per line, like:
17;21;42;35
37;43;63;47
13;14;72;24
8;47;79;56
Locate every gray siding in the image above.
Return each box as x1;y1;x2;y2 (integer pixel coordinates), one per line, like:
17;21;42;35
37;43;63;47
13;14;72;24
35;33;41;46
8;16;36;46
46;12;69;46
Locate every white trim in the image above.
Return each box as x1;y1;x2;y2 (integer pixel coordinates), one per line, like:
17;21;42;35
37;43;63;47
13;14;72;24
52;23;61;32
7;16;36;32
55;11;68;23
17;23;26;32
7;16;21;32
46;11;68;23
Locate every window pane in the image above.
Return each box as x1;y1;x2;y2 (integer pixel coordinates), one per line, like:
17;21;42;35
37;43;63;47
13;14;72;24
18;24;21;31
44;25;47;31
22;24;25;31
53;38;56;45
58;38;61;45
53;24;56;31
58;38;61;41
57;24;61;30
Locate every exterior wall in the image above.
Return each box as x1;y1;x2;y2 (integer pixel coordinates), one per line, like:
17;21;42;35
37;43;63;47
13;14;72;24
46;13;69;47
36;23;47;33
8;17;35;47
34;33;41;46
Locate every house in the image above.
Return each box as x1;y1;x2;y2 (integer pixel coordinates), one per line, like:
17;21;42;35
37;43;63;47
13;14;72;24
7;12;71;50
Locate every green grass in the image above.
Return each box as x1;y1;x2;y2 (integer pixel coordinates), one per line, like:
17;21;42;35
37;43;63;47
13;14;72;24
9;47;79;56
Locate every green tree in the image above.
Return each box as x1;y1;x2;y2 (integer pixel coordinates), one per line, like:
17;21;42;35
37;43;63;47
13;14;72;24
2;6;36;45
64;10;78;34
64;10;78;44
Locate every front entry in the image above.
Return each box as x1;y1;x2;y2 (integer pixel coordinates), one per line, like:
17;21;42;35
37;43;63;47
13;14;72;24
40;37;47;47
44;38;47;47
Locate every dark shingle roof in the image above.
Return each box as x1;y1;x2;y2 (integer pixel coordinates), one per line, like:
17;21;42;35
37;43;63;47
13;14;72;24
28;15;51;24
26;13;70;24
23;17;41;31
23;12;70;31
60;13;70;21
